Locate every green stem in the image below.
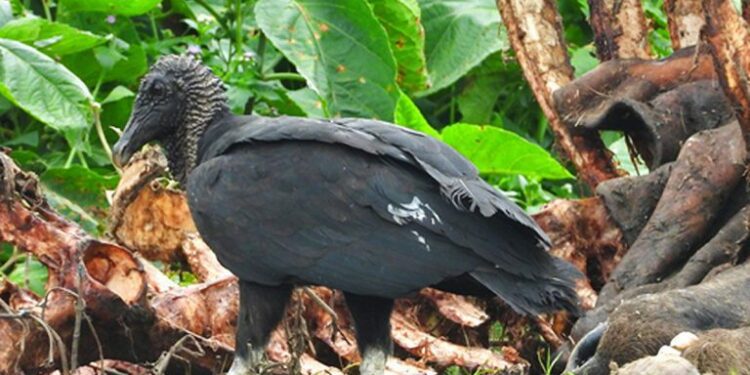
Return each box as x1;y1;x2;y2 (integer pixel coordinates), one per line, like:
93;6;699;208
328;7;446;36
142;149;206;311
64;145;76;168
92;102;114;169
149;11;160;41
263;72;306;82
92;70;105;99
76;149;88;168
234;0;243;57
194;0;231;36
257;33;267;73
41;0;52;21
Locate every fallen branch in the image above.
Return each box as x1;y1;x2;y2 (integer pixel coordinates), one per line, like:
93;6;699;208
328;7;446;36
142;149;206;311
391;302;525;371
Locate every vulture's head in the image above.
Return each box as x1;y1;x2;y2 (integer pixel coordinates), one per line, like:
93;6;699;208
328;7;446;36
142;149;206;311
112;55;228;183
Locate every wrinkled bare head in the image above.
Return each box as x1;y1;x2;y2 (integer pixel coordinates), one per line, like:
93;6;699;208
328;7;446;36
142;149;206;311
112;55;228;183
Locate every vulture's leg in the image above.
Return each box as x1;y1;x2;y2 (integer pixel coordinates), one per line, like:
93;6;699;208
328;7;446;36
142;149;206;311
345;292;394;375
227;281;292;375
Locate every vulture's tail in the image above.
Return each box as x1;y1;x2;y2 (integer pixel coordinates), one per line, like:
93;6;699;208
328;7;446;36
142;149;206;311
470;257;582;316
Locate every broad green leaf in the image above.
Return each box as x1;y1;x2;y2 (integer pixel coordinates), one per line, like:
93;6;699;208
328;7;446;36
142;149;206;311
10;149;48;174
101;93;134;129
2;130;38;147
41;166;118;209
63;43;147;86
394;92;439;137
418;0;508;95
7;256;48;295
59;12;147;85
570;44;598;77
0;38;92;139
0;18;107;56
227;85;253;114
250;81;306;117
288;87;328;118
256;0;400;120
173;0;227;22
60;0;161;16
369;0;430;94
457;56;504;124
441;123;573;180
101;85;134;104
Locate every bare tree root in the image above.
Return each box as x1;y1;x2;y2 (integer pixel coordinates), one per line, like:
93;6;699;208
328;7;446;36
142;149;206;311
570;202;750;341
552;46;736;171
588;0;652;60
595;163;673;245
496;0;623;188
553;46;716;136
569;262;750;374
702;0;750;152
597;123;746;304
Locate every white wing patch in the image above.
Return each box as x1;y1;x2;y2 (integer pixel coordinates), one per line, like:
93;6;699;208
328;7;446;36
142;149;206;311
411;230;431;252
387;196;443;226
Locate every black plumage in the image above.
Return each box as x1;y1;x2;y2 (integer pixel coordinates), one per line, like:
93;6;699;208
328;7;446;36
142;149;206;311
112;55;580;375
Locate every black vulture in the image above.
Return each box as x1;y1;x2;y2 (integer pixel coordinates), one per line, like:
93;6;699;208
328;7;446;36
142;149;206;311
112;55;580;374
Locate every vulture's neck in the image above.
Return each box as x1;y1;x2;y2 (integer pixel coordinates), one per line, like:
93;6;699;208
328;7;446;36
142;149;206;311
163;74;229;185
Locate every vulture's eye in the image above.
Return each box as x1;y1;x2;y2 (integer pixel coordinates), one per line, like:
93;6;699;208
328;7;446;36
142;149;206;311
150;82;166;96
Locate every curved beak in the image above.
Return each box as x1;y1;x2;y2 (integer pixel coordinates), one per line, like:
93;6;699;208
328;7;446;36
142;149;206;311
112;110;158;169
112;132;133;169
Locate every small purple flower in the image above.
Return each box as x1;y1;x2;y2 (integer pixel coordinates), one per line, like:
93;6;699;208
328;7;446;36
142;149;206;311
186;44;202;56
105;15;116;24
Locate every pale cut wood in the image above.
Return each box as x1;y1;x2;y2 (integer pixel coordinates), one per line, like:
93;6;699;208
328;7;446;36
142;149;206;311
664;0;705;49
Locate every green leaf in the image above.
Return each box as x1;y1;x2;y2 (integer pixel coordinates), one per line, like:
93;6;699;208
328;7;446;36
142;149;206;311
101;93;134;129
63;43;147;86
10;149;48;174
0;18;108;56
418;0;508;95
441;123;573;180
249;81;306;117
570;44;598;77
58;12;147;85
101;85;134;104
0;38;93;139
394;91;439;137
457;56;503;124
7;256;48;295
41;166;118;209
369;0;430;94
256;0;400;120
2;130;38;147
575;0;590;19
59;0;161;16
288;87;328;118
